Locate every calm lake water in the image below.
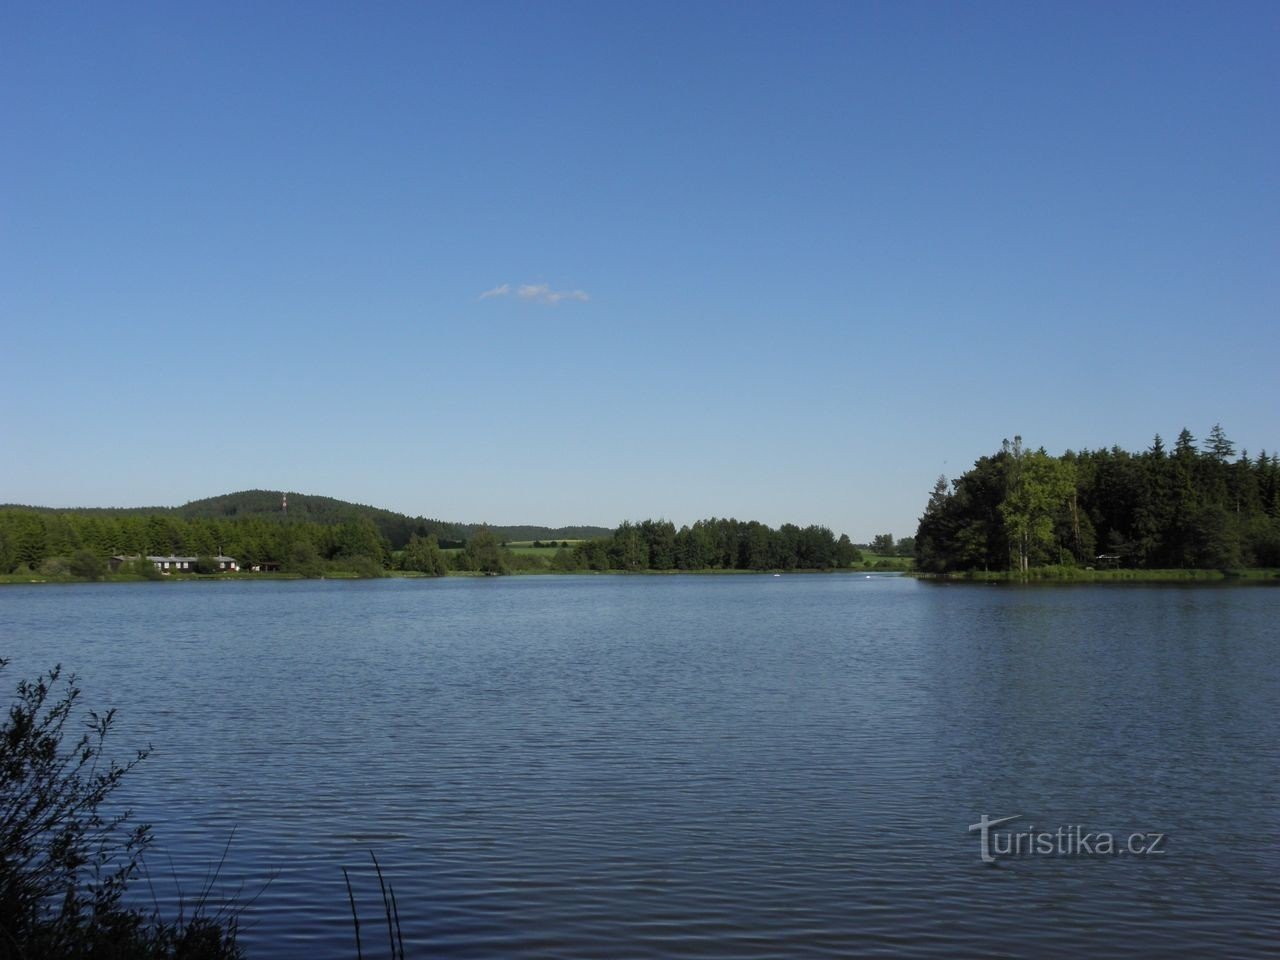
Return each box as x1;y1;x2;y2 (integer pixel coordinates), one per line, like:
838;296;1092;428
2;575;1278;957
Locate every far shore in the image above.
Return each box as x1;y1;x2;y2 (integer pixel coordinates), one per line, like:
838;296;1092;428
911;567;1280;583
5;566;1280;586
0;567;906;586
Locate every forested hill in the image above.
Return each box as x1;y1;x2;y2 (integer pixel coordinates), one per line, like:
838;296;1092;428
915;426;1280;574
0;490;611;549
456;524;613;542
179;491;458;545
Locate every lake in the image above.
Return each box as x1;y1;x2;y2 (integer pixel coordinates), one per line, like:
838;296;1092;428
1;575;1277;957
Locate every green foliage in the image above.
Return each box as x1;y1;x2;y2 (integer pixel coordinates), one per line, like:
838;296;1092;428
0;660;242;958
862;555;914;571
916;427;1280;574
502;551;555;573
0;498;873;580
128;556;164;580
0;525;15;575
332;517;390;567
553;518;861;573
342;555;386;579
835;534;861;567
284;539;325;578
192;555;222;575
0;491;613;554
67;550;107;580
0;494;617;579
38;556;71;578
1205;423;1235;462
932;566;1278;582
998;437;1077;574
460;526;508;575
871;534;895;555
174;491;455;550
398;534;449;576
455;523;611;543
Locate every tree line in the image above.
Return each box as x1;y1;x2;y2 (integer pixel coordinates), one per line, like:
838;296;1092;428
0;489;613;555
915;426;1280;573
0;510;863;579
0;511;396;578
552;518;861;572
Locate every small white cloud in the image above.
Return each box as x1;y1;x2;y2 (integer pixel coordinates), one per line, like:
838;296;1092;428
517;283;590;305
480;282;589;305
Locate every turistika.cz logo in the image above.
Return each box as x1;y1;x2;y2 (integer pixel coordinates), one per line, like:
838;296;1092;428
969;814;1167;863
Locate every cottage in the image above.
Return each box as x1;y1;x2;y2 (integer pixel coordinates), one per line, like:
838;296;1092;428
109;554;239;573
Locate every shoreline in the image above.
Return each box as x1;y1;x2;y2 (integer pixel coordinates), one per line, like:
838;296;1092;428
6;567;1280;586
0;567;901;586
910;567;1280;584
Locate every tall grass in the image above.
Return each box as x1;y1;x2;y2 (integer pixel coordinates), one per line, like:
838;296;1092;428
343;853;405;960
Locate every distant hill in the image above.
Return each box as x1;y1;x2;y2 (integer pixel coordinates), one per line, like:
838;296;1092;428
0;490;612;549
177;490;461;547
457;524;613;543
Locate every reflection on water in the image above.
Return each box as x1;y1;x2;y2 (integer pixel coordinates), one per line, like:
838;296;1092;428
1;576;1277;957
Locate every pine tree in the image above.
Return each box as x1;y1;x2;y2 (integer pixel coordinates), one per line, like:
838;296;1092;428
1205;423;1235;462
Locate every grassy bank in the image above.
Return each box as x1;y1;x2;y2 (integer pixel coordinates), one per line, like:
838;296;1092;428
914;566;1280;583
858;554;914;571
1;570;303;585
521;567;889;576
2;566;900;585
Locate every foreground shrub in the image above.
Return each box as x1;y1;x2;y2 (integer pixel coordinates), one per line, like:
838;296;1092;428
0;659;243;959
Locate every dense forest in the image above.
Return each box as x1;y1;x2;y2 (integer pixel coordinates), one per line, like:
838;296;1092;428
457;523;612;542
915;426;1280;574
555;518;861;572
0;507;546;579
0;504;860;578
0;509;394;578
0;490;610;553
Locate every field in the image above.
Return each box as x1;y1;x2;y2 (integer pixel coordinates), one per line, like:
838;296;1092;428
858;553;914;571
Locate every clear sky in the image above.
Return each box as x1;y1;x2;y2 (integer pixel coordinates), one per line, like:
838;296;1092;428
3;1;1276;541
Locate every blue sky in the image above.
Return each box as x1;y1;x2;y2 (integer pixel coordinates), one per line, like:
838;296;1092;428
3;1;1276;540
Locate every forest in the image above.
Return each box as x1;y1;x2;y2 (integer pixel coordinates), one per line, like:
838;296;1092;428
0;509;398;578
0;507;862;579
0;489;610;553
915;426;1280;574
555;518;861;572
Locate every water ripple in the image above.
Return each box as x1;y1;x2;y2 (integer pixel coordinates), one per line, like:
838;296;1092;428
1;576;1276;957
